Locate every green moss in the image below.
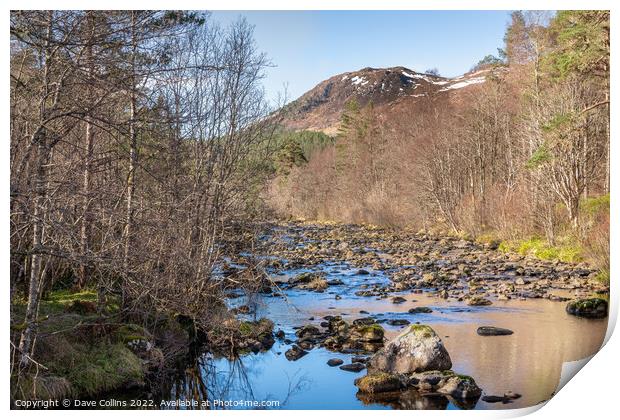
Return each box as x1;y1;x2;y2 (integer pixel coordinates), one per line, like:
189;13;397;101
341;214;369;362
499;237;583;263
595;270;610;285
408;324;435;338
355;372;402;394
48;289;97;302
357;324;384;334
476;233;500;246
239;321;254;336
572;298;607;311
56;343;145;397
115;324;148;343
238;318;274;338
455;373;475;382
11;288;158;401
16;333;147;400
581;194;609;216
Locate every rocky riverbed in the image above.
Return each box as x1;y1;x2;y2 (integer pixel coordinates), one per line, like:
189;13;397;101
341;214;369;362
163;221;609;410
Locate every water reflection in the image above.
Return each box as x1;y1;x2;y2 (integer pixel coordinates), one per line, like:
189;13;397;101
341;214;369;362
155;258;607;410
157;351;310;410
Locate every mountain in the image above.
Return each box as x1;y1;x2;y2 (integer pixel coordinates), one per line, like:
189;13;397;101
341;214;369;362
279;66;495;135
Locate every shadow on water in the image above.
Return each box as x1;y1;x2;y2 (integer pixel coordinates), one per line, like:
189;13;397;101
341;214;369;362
357;390;480;410
154;350;311;410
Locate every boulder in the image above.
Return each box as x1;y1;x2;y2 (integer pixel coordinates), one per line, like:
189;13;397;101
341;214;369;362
327;358;344;367
326;279;344;286
352;317;376;327
566;298;608;318
368;325;452;374
234;304;250;314
285;345;307;361
387;319;411;326
481;392;522;403
436;375;482;399
407;370;482;400
295;324;321;339
299;277;328;292
408;307;433;314
422;273;437;282
468;296;492;306
290;272;317;284
482;395;505;403
476;326;514;336
352;323;385;343
339;362;366;372
355;372;404;394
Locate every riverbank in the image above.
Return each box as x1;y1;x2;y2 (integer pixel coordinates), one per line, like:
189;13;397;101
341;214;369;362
10;220;609;409
10;290;179;402
10;289;276;405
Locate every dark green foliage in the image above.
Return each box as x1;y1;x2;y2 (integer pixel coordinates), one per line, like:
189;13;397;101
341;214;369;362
272;129;334;175
545;11;609;80
526;143;551;169
472;54;504;71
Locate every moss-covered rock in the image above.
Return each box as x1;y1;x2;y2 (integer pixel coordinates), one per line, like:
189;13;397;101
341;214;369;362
408;370;482;400
354;323;385;342
355;373;404;394
566;298;608;318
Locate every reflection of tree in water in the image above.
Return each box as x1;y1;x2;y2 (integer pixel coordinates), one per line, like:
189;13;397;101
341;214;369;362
156;352;309;410
357;390;479;410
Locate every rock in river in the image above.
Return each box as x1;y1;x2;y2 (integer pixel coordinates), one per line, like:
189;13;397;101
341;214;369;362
408;306;433;314
327;358;344;367
436;374;482;400
387;319;411;326
368;324;452;374
351;323;385;343
468;296;492;306
566;298;608;318
356;370;482;401
482;391;521;403
481;395;506;403
477;326;514;336
354;372;404;393
295;324;321;339
340;362;366;372
285;345;308;361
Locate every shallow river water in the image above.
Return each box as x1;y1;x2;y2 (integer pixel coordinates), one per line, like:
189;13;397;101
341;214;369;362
174;255;607;410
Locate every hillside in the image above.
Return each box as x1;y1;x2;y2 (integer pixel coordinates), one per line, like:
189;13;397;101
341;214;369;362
279;66;496;134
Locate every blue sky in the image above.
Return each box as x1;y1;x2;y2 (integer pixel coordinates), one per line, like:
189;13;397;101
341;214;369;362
211;10;513;104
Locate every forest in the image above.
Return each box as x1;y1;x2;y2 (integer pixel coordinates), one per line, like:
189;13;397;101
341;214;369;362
269;11;610;282
10;10;610;410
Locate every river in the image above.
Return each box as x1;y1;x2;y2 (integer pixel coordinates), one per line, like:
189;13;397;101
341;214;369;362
159;222;608;410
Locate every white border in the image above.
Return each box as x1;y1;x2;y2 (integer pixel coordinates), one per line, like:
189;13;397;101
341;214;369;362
3;1;618;419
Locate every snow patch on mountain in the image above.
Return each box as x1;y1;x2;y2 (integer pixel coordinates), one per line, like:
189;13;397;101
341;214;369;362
440;76;486;91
